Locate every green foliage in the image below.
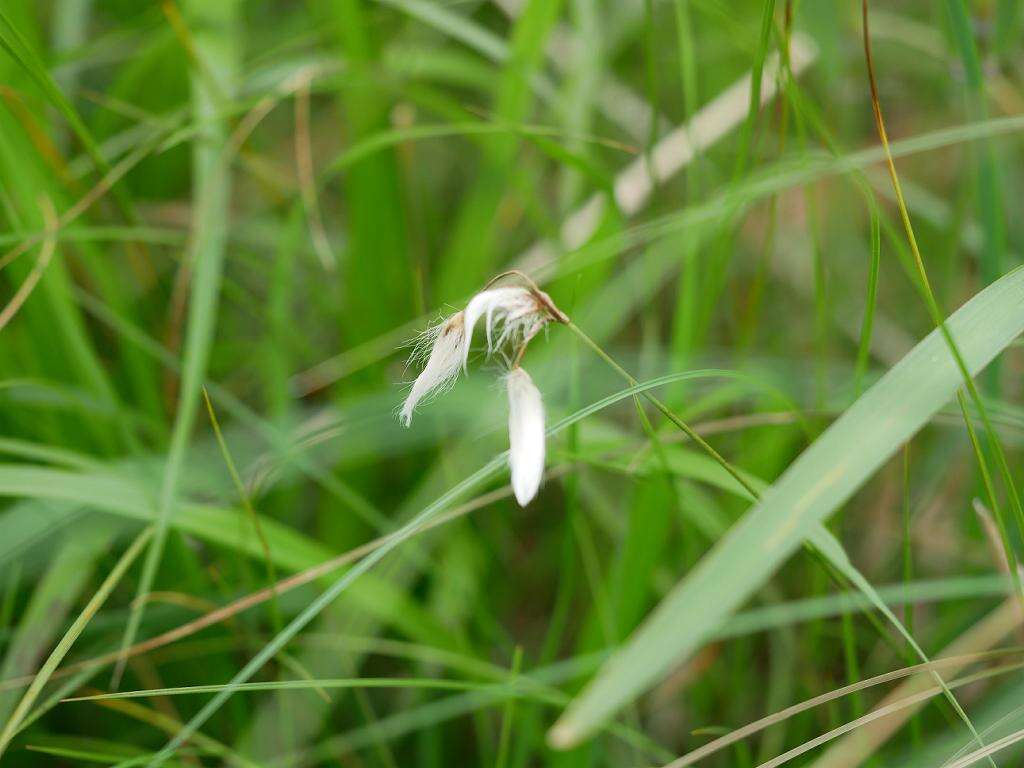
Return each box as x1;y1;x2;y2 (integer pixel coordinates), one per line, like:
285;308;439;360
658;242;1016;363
0;2;1021;767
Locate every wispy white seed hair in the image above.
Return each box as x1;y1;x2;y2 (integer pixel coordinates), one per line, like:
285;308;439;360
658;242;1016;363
400;312;466;427
506;367;545;506
463;287;549;367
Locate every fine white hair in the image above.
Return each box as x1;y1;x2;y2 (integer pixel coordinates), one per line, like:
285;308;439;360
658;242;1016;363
399;312;465;426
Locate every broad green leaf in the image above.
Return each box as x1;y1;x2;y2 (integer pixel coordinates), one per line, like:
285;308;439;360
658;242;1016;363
0;466;332;571
548;265;1024;747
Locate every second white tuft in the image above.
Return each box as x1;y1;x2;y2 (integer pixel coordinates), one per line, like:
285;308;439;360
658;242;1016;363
506;367;545;506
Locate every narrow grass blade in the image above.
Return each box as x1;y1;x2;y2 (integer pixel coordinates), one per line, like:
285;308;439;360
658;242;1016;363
667;657;1024;768
201;387;280;630
328;0;414;338
0;9;115;181
807;524;987;754
731;0;776;177
945;0;1007;395
67;678;494;702
0;527;152;757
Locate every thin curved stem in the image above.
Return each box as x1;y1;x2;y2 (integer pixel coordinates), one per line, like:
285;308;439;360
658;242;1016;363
565;321;761;501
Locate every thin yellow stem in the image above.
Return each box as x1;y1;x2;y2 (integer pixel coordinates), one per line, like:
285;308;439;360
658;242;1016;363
862;0;1024;555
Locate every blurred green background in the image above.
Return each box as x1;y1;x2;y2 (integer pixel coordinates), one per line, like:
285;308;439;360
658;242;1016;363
0;1;1023;766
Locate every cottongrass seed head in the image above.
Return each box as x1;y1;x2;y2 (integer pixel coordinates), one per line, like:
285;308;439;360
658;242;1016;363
400;273;564;504
506;367;545;506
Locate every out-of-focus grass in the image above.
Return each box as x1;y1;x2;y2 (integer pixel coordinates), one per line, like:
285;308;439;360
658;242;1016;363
0;2;1022;767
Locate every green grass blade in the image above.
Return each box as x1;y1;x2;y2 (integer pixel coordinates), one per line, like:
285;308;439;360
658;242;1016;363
0;527;152;757
853;202;881;394
996;0;1022;57
944;0;1007;395
0;524;115;724
328;0;414;340
495;647;523;768
68;678;497;702
0;8;111;179
0;466;334;572
201;387;280;631
731;0;776;177
807;524;988;756
435;0;566;298
379;0;507;62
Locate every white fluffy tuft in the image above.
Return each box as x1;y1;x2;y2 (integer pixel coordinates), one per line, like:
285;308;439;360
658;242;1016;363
400;312;465;426
399;283;558;429
463;287;546;367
